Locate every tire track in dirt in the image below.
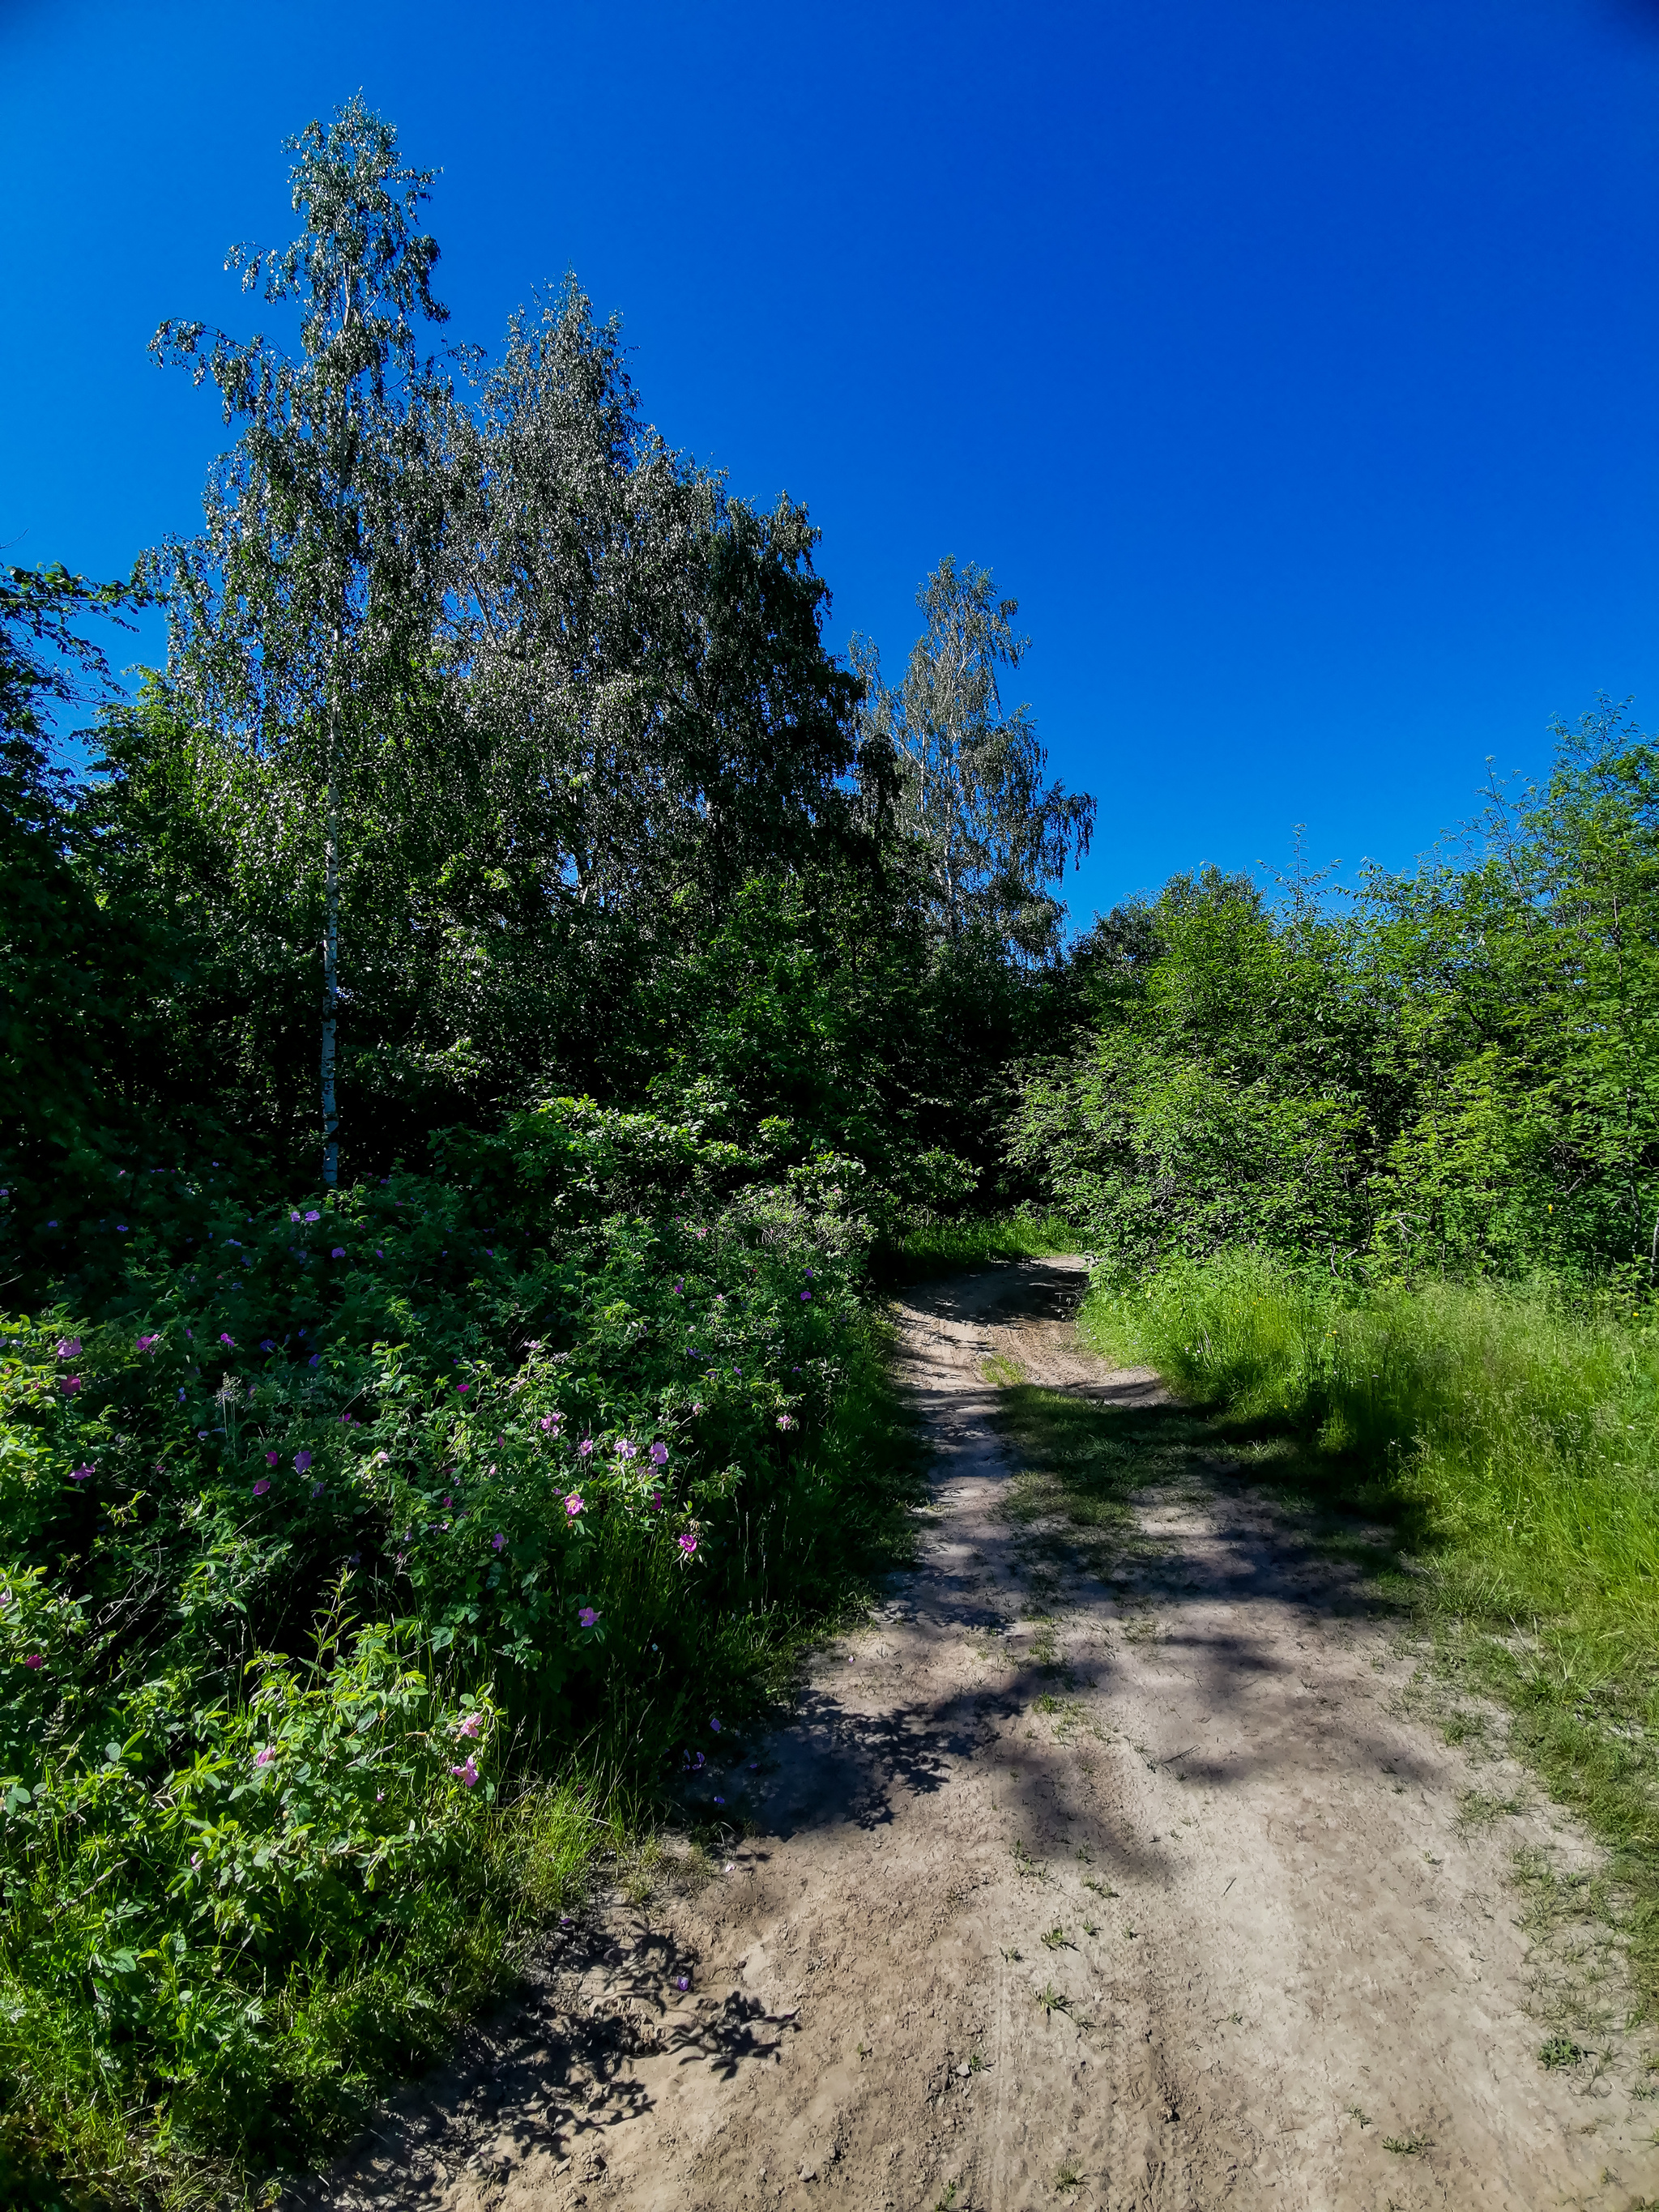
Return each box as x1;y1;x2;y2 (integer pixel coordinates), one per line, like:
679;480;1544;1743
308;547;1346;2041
300;1259;1659;2212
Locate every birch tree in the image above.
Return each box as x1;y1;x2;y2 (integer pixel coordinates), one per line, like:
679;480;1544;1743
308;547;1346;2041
147;95;451;1185
852;556;1094;959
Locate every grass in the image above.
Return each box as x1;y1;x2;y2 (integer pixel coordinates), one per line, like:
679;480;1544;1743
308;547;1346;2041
876;1210;1077;1281
1077;1247;1659;2018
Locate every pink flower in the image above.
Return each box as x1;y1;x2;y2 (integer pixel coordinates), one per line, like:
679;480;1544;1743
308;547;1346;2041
135;1334;160;1353
293;1450;312;1473
56;1337;81;1359
710;1716;722;1733
800;1290;812;1302
565;1494;584;1518
577;1437;594;1458
776;1413;795;1430
649;1490;664;1511
265;1451;279;1465
457;1381;471;1395
492;1532;505;1551
254;1745;276;1767
677;1532;697;1559
70;1464;93;1481
450;1757;479;1788
219;1332;234;1348
331;1246;346;1259
457;1713;483;1739
23;1654;43;1669
304;1209;320;1223
253;1478;271;1497
578;1605;599;1628
60;1376;81;1396
650;1441;669;1465
539;1413;560;1433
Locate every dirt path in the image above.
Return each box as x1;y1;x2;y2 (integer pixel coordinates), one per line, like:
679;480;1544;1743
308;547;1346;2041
308;1260;1659;2212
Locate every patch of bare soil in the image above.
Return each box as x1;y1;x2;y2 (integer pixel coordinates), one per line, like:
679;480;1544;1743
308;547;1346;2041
295;1259;1659;2211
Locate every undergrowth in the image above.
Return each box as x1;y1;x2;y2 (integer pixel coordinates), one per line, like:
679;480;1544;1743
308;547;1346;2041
1081;1248;1659;2015
0;1102;924;2208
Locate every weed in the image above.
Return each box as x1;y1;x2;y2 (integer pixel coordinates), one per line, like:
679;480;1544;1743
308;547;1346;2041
1346;2105;1372;2127
1082;1919;1099;1937
1055;2161;1082;2191
1041;1925;1073;1951
1083;1877;1117;1898
1538;2035;1585;2069
1382;2133;1434;2155
1457;1788;1525;1828
1035;1982;1073;2018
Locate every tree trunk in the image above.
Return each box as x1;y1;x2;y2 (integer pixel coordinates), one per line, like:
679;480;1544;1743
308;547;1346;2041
322;650;340;1187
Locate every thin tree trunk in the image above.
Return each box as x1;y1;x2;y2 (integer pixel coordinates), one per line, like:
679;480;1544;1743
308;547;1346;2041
322;634;340;1187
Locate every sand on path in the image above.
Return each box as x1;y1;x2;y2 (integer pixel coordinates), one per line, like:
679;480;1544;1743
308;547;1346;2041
305;1258;1659;2212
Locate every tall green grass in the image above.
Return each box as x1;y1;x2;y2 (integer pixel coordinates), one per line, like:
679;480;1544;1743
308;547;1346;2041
1084;1250;1659;2005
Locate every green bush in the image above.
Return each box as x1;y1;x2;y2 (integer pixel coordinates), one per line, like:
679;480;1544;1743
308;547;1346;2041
0;1097;915;2197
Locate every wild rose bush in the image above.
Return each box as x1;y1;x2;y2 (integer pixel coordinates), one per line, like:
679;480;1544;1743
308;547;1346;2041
0;1100;893;2176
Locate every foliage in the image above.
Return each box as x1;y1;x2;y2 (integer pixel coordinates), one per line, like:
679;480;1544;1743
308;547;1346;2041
1012;705;1659;1286
0;566;156;1199
0;1097;930;2194
852;556;1094;961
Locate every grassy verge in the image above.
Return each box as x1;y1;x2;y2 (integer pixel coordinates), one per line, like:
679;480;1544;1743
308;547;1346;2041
1077;1247;1659;2016
876;1209;1077;1281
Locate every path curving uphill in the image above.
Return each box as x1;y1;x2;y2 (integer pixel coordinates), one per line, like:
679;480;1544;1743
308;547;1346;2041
307;1259;1657;2212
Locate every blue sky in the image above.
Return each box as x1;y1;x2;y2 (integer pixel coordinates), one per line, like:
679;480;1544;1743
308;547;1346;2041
4;0;1657;924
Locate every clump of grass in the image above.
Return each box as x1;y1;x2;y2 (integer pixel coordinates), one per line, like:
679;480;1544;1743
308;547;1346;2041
1538;2034;1585;2069
1082;1248;1659;2012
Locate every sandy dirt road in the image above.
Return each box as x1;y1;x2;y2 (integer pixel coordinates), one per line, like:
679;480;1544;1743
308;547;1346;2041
305;1259;1659;2212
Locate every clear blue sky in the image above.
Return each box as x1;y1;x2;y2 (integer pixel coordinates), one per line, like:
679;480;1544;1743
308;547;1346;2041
4;0;1658;923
